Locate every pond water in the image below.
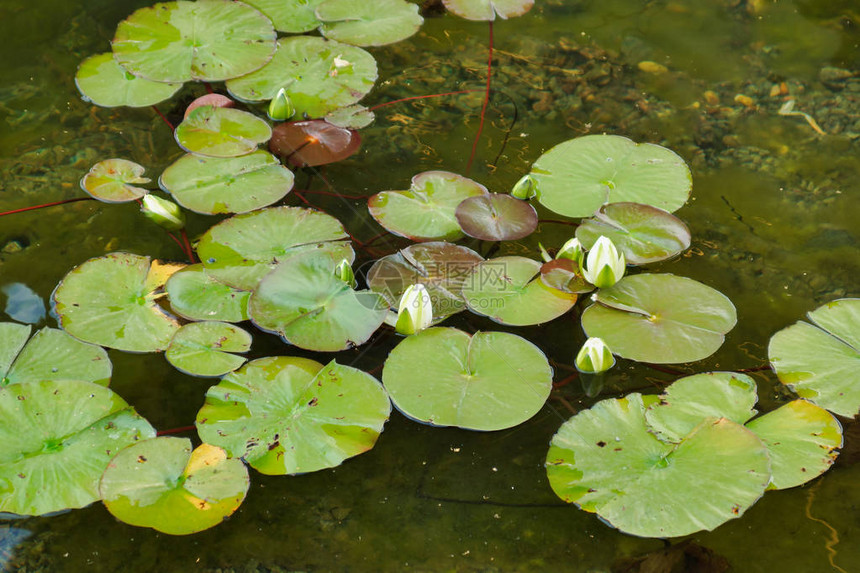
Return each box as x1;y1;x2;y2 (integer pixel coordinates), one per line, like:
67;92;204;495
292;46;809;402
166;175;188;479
0;0;858;571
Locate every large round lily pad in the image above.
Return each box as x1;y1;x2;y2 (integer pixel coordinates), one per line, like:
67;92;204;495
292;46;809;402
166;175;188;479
175;106;272;158
249;253;386;352
196;357;391;475
0;380;155;516
166;322;252;377
317;0;424;47
455;193;538;241
53;253;183;353
80;159;150;203
197;206;354;291
160;150;293;215
226;37;377;119
112;0;276;83
575;202;691;264
382;328;552;431
462;256;577;325
529;135;692;218
546;393;770;538
75;53;182;108
165;264;250;323
581;273;737;364
368;171;488;242
443;0;535;20
242;0;325;33
768;298;860;417
101;438;249;535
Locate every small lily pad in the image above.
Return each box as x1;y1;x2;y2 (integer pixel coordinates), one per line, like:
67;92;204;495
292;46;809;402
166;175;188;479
100;438;249;535
325;104;375;129
455;193;538;241
166;322;252;377
80;159;150;203
382;328;552;431
75;53;182;108
175;106;272;158
165;264;250;323
368;171;489;242
269;120;361;167
539;259;592;294
443;0;535;20
242;0;326;33
317;0;423;47
196;357;391;475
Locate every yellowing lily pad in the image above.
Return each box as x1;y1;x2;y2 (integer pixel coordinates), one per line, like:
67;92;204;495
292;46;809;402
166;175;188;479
80;159;150;203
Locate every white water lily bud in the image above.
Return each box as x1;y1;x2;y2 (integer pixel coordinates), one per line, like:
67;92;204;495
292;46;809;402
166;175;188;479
581;235;625;289
334;259;356;288
556;237;584;267
510;174;538;200
141;194;185;231
575;337;615;374
267;87;294;121
394;284;433;335
538;242;552;263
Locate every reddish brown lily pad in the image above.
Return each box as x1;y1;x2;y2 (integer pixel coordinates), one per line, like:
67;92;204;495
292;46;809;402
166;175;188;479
455;193;538;241
269;120;361;167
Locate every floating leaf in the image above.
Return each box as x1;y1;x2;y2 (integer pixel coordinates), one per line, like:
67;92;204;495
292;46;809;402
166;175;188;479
101;438;249;535
165;264;250;323
529;135;692;218
53;253;183;353
768;298;860;417
175;106;272;158
383;328;552;431
539;259;592;294
455;193;538;241
575;202;691;264
184;93;235;119
325;104;374;129
581;273;737;364
166;322;251;377
0;380;154;516
197;206;354;291
80;159;150;203
112;0;276;83
368;171;488;242
442;0;535;20
75;53;182;108
242;0;325;33
196;357;391;475
317;0;423;47
160;150;293;215
269;120;361;167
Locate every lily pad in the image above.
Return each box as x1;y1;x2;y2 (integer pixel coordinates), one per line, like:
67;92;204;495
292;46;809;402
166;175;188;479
226;37;377;119
382;328;552;431
575;203;691;264
160;150;293;215
462;256;577;326
249;253;386;352
529;135;692;218
0;380;155;516
442;0;535;20
75;53;182;108
197;206;354;291
80;159;150;203
768;298;860;417
581;273;737;364
196;357;391;475
175;106;272;158
546;393;771;538
455;193;538;241
112;0;276;83
100;438;249;535
184;94;235;118
317;0;423;47
53;253;183;353
539;259;592;294
269;120;361;167
0;324;111;388
368;171;488;242
166;322;252;377
165;264;250;323
242;0;325;33
325;104;375;129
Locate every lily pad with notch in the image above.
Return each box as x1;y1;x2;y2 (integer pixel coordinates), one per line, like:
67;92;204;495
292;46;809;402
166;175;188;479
325;104;375;129
455;193;538;241
539;258;592;294
269;120;361;167
80;159;150;203
166;322;252;377
443;0;535;20
165;264;250;323
242;0;326;33
175;106;272;158
316;0;424;47
75;53;182;108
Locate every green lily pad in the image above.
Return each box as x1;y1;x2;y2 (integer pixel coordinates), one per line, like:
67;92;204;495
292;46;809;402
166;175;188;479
196;357;391;475
539;259;592;294
160;150;294;215
75;53;182;108
455;193;538;241
462;256;577;326
382;328;552;431
166;322;252;377
368;171;488;242
529;135;692;218
645;372;759;443
226;37;377;119
100;438;249;535
197;206;354;291
249;253;386;352
0;380;155;516
165;264;250;323
546;393;771;538
175;106;272;158
80;159;150;203
0;324;111;388
581;273;737;364
325;104;375;129
53;253;183;353
575;202;691;264
442;0;535;20
366;242;484;322
242;0;326;33
317;0;423;47
768;298;860;417
112;0;276;83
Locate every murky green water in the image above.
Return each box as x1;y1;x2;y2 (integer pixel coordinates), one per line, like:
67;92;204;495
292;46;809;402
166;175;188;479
1;0;858;571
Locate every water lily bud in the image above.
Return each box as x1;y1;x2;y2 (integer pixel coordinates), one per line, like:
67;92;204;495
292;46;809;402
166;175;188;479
267;88;294;121
581;235;625;288
394;284;433;336
334;259;356;288
511;174;538;200
556;237;584;267
575;337;615;374
538;242;552;263
141;194;185;231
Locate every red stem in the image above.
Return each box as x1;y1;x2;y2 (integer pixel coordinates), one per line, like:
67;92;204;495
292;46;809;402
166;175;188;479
0;196;94;217
466;20;494;175
151;105;175;131
204;83;214;94
156;425;197;437
368;90;481;112
180;228;196;264
165;231;186;253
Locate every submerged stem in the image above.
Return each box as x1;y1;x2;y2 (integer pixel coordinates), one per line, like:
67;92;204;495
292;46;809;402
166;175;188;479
0;196;94;217
466;20;494;175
